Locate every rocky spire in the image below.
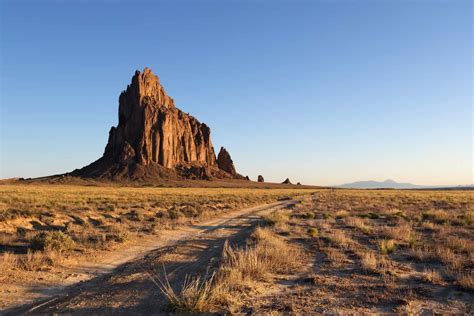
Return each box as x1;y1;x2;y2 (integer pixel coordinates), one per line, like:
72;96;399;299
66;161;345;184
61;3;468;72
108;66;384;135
217;147;237;176
72;67;242;181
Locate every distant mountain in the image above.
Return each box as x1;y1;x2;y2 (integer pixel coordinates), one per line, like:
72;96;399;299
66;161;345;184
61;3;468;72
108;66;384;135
338;179;427;189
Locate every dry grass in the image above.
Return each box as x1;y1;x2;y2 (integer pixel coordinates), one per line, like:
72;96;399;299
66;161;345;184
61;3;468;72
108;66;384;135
446;236;472;253
263;211;289;226
327;230;352;248
360;251;378;273
422;209;451;224
409;244;435;262
2;252;18;270
436;246;464;270
421;268;444;285
335;210;350;219
360;251;393;275
235;189;473;313
380;223;413;243
158;271;217;313
0;184;312;279
456;272;474;290
324;247;347;266
378;239;396;255
221;227;302;281
19;250;47;271
346;217;372;234
158;227;303;312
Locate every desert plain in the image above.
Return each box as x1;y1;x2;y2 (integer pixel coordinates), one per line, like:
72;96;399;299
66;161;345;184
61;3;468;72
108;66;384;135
0;183;472;314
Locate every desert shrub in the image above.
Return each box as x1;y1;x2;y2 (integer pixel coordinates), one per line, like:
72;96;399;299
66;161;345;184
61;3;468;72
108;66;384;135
462;210;473;226
306;212;316;219
207;228;302;311
361;252;378;273
327;230;351;248
168;209;181;220
421;221;439;231
322;213;332;220
158;227;302;313
422;209;450;224
31;231;75;252
408;234;418;248
380;223;413;242
97;204;115;212
436;246;464;269
409;244;434;262
391;210;408;220
366;212;380;219
1;252;18;270
263;211;288;226
104;223;128;243
346;217;372;234
378;239;396;255
159;272;216;312
0;208;33;222
182;205;200;218
421;268;444;285
19;250;46;271
307;227;318;237
360;251;393;275
124;210;144;222
335;210;349;219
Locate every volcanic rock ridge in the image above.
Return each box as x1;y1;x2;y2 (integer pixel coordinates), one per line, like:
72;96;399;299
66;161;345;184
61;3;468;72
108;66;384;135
71;67;244;181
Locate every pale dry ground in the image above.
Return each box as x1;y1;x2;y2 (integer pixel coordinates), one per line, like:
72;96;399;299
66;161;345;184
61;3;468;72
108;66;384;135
0;184;314;311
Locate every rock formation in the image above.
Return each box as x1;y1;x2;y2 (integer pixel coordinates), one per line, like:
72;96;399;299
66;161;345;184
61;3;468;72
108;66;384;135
217;147;236;176
282;178;292;184
258;175;264;182
71;68;241;181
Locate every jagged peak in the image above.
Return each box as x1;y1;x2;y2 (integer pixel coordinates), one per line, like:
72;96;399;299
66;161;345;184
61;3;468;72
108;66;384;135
121;67;175;110
217;147;236;176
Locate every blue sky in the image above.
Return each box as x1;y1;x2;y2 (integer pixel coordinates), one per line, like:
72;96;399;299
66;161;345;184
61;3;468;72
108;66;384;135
1;0;472;185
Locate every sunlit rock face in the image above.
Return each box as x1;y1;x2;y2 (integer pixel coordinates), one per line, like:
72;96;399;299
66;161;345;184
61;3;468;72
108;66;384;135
72;68;242;181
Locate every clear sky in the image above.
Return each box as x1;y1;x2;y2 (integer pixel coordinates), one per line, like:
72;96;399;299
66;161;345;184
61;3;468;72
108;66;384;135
1;0;472;186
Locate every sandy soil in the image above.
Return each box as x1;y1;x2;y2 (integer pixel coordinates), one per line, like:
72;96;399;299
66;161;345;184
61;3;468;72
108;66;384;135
2;199;295;314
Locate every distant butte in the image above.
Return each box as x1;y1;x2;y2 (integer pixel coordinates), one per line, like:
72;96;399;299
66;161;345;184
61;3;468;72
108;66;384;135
71;67;244;181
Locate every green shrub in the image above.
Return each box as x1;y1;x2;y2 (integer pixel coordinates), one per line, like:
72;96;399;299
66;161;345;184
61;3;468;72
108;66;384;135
264;211;288;226
367;212;380;219
379;239;396;255
31;231;75;252
307;227;318;237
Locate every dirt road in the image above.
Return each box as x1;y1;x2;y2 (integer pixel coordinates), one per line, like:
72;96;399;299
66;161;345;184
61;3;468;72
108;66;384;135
3;199;296;315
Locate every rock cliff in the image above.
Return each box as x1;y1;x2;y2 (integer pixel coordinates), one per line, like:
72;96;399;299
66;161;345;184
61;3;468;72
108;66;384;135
72;68;240;181
217;147;236;176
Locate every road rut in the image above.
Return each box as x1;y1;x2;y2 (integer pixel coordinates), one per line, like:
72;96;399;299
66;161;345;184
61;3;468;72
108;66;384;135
3;199;296;315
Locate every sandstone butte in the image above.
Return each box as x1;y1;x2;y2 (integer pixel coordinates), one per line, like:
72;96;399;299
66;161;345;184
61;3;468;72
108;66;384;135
71;67;243;181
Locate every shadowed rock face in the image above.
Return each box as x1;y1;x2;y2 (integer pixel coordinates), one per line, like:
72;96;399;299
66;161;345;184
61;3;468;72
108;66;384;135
217;147;236;176
258;175;264;182
72;68;239;181
282;178;292;184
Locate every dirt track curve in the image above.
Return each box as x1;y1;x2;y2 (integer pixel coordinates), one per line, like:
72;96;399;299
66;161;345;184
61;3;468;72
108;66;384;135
3;199;297;315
